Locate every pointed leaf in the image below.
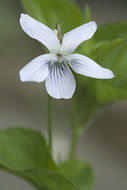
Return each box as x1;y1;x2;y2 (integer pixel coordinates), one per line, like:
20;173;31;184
0;128;55;169
73;38;127;132
57;159;94;190
0;128;77;190
0;165;77;190
94;21;127;44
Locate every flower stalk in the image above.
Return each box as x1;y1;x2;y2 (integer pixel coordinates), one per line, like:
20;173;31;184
69;129;80;159
47;95;52;154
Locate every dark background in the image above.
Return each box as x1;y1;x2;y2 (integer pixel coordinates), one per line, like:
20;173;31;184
0;0;127;189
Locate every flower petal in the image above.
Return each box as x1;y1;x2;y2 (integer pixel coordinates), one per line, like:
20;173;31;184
45;62;76;99
20;14;60;53
67;54;115;79
19;54;57;83
61;22;97;54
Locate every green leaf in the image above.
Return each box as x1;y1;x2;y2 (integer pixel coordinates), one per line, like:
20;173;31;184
1;166;77;190
57;159;94;190
0;128;55;170
21;0;84;33
90;39;127;97
73;38;127;132
84;5;92;23
94;21;127;45
0;128;77;190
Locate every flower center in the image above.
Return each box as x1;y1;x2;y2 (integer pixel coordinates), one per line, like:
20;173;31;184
57;53;63;63
57;53;62;58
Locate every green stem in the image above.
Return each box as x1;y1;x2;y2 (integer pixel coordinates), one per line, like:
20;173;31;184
47;95;52;155
69;129;80;159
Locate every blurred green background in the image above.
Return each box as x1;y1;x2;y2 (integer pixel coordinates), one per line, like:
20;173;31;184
0;0;127;189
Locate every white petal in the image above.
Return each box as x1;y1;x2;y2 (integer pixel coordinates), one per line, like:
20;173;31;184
61;22;97;54
45;62;76;99
20;14;60;53
19;54;57;83
67;54;115;79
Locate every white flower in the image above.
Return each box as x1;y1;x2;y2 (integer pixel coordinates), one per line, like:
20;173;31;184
19;14;114;99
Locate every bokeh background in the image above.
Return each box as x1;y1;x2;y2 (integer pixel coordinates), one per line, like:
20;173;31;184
0;0;127;189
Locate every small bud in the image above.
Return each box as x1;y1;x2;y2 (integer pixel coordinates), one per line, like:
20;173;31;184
55;23;63;44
